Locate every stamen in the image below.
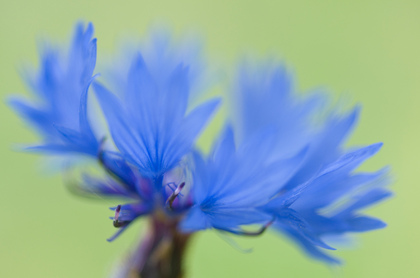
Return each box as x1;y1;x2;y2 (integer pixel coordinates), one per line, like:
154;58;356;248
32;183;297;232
165;182;184;197
113;204;130;228
114;205;121;220
165;182;185;210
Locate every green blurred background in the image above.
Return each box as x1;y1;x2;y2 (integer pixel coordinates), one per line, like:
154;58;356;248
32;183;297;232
1;0;419;277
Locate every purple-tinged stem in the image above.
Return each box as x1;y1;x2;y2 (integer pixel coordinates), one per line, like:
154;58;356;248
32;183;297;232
116;215;192;278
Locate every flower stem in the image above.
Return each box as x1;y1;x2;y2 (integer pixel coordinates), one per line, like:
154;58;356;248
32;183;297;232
117;216;191;278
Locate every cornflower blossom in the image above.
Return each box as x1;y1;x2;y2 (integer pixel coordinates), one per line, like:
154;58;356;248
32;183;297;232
230;66;391;263
10;22;391;277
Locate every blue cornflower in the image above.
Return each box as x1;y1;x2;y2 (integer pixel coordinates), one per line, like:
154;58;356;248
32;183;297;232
9;22;99;157
10;22;391;276
86;29;221;241
227;63;391;263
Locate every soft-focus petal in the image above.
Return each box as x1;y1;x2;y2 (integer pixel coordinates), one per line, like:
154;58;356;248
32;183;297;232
9;22;100;158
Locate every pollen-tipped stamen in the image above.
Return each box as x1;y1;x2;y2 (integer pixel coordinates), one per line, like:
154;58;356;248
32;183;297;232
165;182;186;210
113;204;131;228
165;182;185;197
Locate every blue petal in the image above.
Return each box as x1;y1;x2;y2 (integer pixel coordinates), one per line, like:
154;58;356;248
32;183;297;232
273;209;335;250
53;125;85;145
93;82;150;170
293;167;389;210
124;53;158;128
79;75;98;139
284;107;360;190
191;151;212;204
275;224;341;265
180;206;271;233
211;125;236;167
180;206;211;232
318;142;383;178
8;97;53;136
335;188;392;217
26;144;79;154
217;147;308;207
344;216;387;232
162;64;190;126
99;151;137;191
163;98;221;170
81;175;133;198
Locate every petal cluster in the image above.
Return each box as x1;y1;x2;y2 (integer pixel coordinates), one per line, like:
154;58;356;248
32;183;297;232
10;22;391;264
93;58;220;178
10;22;99;156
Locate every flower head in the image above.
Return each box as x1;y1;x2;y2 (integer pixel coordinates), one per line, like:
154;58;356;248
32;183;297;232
231;63;391;263
10;22;391;270
84;27;221;240
180;63;391;264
